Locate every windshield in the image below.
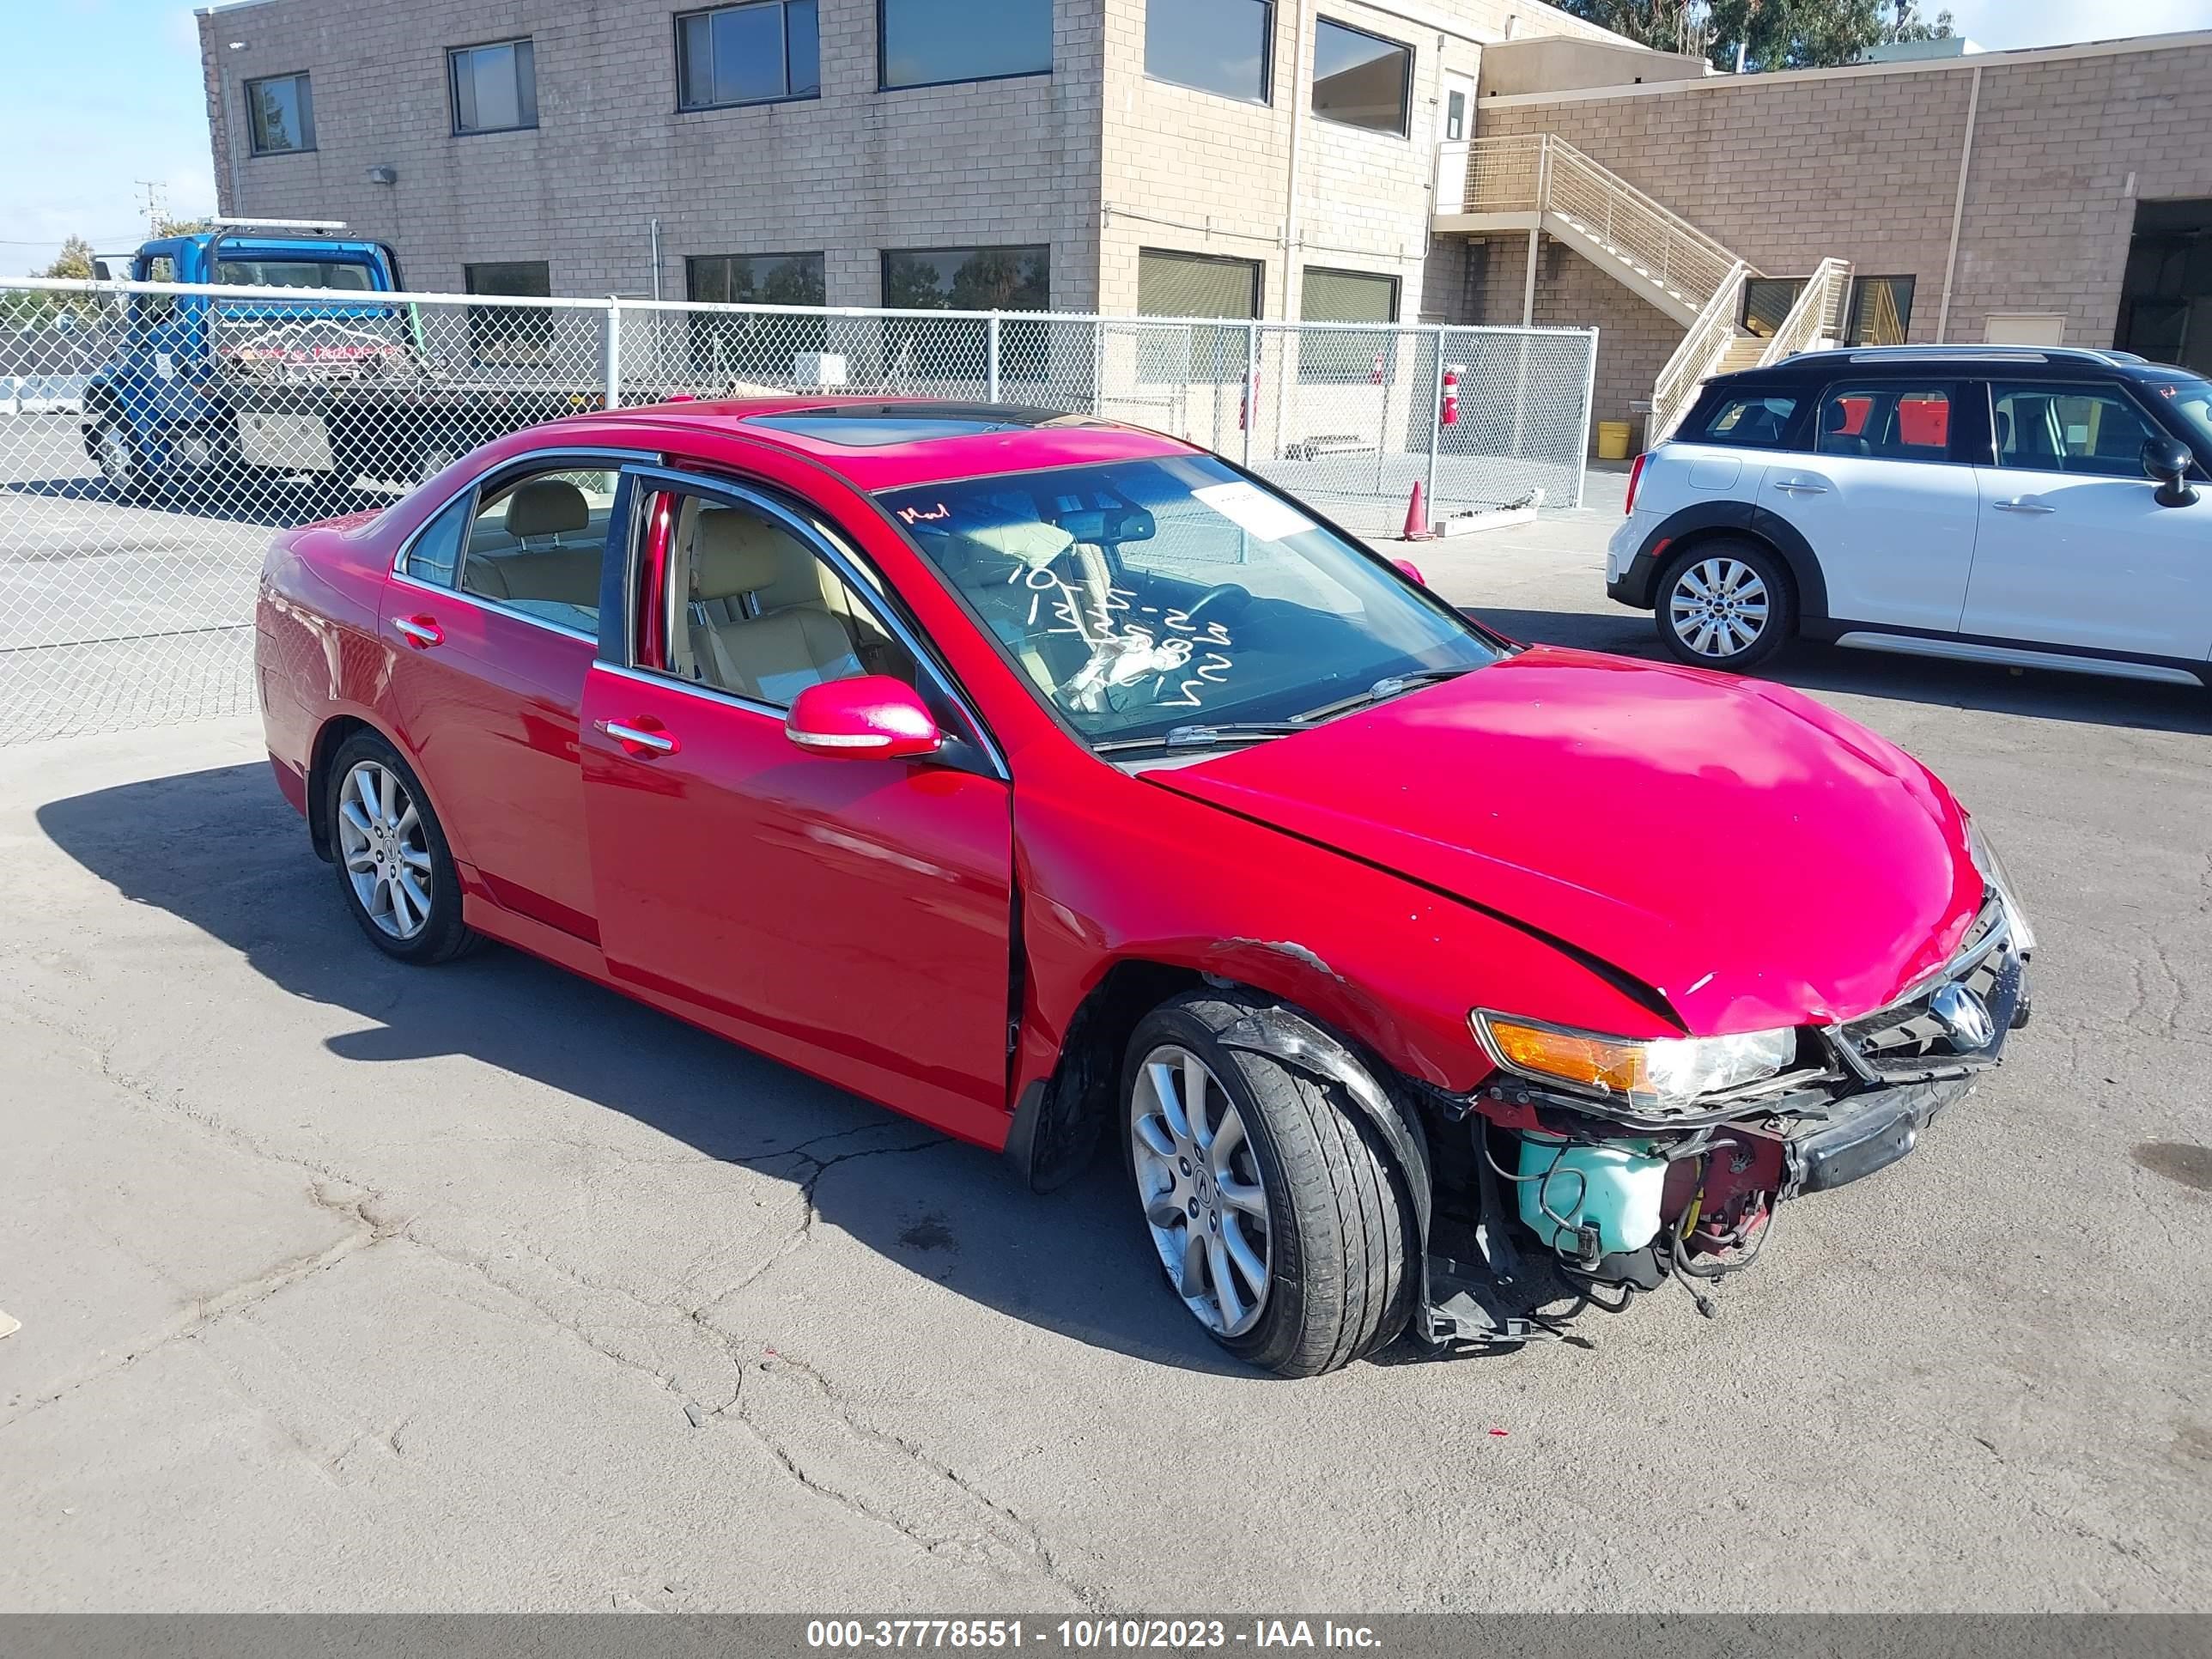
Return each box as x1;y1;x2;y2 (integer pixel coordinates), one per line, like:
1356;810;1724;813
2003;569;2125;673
216;259;379;290
2148;378;2212;453
880;455;1501;749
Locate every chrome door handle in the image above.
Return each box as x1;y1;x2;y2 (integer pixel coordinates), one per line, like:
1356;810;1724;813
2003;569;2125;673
1771;479;1830;495
392;616;443;647
1992;499;2057;514
598;719;677;755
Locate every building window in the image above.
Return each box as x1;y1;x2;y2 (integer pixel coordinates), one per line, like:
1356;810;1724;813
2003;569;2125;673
1137;248;1261;384
678;3;821;108
1146;0;1272;103
449;40;538;135
464;260;552;364
246;72;315;155
881;246;1049;377
1443;86;1467;141
1311;19;1411;136
686;253;829;378
1845;276;1915;347
1298;266;1399;381
879;0;1051;90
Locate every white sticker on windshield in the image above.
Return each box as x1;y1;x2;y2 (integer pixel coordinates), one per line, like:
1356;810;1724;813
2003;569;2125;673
1192;481;1315;543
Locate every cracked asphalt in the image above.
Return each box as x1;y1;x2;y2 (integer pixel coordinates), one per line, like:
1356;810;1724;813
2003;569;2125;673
2;471;2209;1611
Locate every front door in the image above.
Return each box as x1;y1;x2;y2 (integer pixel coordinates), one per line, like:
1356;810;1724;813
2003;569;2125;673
377;458;619;939
1436;73;1474;211
580;476;1015;1143
1960;380;2212;659
1769;380;1979;632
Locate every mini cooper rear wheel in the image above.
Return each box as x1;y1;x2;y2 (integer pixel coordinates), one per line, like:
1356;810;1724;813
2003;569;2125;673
325;732;480;964
1656;538;1794;672
1123;992;1417;1376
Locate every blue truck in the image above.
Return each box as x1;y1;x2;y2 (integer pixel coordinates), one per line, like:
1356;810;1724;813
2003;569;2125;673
84;220;599;501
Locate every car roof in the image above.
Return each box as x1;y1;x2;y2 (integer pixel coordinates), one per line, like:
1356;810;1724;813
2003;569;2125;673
1707;344;2206;393
578;397;1200;490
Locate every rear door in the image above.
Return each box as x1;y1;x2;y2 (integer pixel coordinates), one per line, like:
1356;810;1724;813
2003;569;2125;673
377;453;625;940
579;468;1016;1144
1763;380;1979;633
1961;379;2212;659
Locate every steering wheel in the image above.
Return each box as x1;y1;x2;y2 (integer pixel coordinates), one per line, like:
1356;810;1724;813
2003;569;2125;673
1182;583;1251;635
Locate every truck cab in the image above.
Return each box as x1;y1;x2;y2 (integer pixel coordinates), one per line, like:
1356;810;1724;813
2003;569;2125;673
82;219;413;499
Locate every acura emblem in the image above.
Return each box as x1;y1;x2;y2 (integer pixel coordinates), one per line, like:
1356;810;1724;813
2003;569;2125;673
1930;982;1995;1049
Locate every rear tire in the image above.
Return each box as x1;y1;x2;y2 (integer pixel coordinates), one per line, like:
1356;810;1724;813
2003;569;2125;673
1122;992;1418;1377
1654;538;1794;672
324;731;482;965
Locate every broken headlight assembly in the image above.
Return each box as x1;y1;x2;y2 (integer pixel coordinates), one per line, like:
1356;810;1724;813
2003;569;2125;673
1469;1011;1797;1120
1967;817;2036;955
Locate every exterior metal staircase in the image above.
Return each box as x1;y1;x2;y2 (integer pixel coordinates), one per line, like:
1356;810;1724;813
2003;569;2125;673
1436;133;1853;444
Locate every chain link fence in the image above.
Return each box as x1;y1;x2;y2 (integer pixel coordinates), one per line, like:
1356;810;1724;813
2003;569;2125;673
0;275;1595;744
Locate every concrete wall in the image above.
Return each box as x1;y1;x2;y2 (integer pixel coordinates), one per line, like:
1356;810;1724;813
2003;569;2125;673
1475;35;1710;98
199;0;1108;307
1475;33;2212;365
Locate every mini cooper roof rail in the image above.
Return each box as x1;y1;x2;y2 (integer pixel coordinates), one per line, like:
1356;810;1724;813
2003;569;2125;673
1780;344;2142;369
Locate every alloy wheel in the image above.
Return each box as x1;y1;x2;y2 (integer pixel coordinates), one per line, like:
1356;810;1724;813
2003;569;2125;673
335;759;434;940
1129;1045;1273;1337
1668;556;1771;659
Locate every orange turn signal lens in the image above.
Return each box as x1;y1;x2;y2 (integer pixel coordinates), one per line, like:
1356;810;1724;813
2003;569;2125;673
1480;1018;1648;1096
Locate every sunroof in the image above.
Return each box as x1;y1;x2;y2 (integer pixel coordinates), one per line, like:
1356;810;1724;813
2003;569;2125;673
745;403;1108;447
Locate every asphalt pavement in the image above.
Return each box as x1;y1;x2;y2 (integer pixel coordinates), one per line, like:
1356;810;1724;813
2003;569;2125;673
0;470;2208;1612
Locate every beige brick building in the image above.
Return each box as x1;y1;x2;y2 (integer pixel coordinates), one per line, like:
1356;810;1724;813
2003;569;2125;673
195;0;2212;447
194;0;1619;320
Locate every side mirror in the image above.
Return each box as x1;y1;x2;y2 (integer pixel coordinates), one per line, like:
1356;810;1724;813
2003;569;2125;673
1393;558;1428;586
784;675;943;760
2142;436;2201;507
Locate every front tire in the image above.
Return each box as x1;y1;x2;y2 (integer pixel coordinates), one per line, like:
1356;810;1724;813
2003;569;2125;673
325;732;481;964
1655;538;1795;671
1123;993;1417;1377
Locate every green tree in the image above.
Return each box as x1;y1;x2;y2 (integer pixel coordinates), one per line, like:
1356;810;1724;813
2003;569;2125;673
39;235;95;282
1553;0;1952;71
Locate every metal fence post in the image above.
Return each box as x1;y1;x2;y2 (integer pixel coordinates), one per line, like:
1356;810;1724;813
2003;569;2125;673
602;297;624;410
1091;318;1105;416
987;313;1001;404
1576;325;1600;509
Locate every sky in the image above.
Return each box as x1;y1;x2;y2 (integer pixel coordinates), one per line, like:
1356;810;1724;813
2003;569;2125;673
3;0;2212;278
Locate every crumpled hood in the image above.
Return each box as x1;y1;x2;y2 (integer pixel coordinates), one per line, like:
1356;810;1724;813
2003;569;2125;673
1145;646;1984;1035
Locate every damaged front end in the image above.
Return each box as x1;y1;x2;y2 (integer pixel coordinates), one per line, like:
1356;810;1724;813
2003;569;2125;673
1415;888;2031;1349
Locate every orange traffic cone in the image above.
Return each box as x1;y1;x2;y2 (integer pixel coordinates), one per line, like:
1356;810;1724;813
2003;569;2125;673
1401;481;1433;541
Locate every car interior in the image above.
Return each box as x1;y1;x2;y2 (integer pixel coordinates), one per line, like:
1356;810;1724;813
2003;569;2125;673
664;497;912;707
1991;388;2158;477
1818;388;1950;462
459;472;616;632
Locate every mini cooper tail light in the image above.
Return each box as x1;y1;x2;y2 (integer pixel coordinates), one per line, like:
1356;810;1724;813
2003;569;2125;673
1625;453;1649;516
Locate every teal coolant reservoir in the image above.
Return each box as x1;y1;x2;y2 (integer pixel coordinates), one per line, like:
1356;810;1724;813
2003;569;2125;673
1516;1131;1667;1257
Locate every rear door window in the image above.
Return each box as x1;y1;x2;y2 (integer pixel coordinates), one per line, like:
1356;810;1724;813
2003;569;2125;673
454;465;619;634
1817;384;1954;464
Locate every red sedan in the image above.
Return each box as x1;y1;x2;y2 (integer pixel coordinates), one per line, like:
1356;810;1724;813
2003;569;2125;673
257;399;2033;1376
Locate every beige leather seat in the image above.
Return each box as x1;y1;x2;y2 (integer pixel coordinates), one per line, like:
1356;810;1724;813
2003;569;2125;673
462;478;602;611
682;507;863;704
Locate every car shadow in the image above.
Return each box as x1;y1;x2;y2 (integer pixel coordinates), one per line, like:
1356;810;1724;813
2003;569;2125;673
1468;604;2212;734
34;761;1259;1376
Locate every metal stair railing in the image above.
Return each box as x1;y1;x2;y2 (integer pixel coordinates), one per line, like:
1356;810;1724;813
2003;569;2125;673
1758;258;1853;367
1461;134;1751;317
1648;262;1753;445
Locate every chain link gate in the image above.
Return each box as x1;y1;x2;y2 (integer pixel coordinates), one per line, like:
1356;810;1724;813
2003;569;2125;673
0;275;1595;744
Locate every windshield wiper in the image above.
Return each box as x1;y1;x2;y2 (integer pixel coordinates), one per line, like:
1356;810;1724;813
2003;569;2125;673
1291;666;1476;725
1095;721;1310;757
